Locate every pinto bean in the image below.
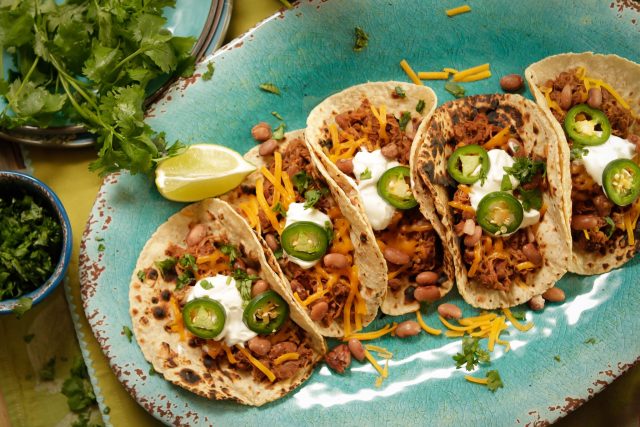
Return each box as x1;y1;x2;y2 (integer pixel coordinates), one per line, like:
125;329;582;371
251;280;269;297
500;74;524;92
325;344;351;373
542;287;566;303
522;243;543;266
528;295;545;311
413;285;441;302
272;360;300;380
247;337;271;356
383;247;410;265
559;84;573;110
571;214;600;230
336;158;354;175
246;267;258;276
265;233;279;251
186;223;207;246
437;303;462;319
310;301;329;321
416;271;439;286
270;342;297;358
259;139;278;157
593;195;613;217
323;253;348;270
347;338;365;362
395;321;421;338
587;87;602;109
464;226;482;247
251;122;272;142
381;143;399;159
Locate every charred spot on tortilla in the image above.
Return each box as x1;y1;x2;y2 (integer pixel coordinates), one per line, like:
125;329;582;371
132;308;138;315
135;295;142;303
161;290;171;301
151;297;159;304
203;354;215;369
359;233;367;243
179;369;201;384
147;269;158;280
139;316;149;325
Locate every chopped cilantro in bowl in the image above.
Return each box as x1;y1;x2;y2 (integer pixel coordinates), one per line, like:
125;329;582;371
0;171;72;316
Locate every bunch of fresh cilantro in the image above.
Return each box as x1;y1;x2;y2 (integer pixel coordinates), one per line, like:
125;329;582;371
0;0;196;175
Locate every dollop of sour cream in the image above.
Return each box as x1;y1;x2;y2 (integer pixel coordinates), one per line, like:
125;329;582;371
187;275;256;347
284;202;332;269
580;135;636;187
469;149;540;232
352;149;400;230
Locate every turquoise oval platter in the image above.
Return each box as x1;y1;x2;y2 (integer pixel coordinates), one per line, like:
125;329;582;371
79;1;640;425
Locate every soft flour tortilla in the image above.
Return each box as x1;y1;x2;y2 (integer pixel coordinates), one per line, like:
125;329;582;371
129;198;325;406
413;94;569;309
305;81;455;314
525;52;640;274
223;129;387;337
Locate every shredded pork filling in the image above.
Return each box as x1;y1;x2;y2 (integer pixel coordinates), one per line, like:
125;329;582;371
148;232;313;383
542;68;640;252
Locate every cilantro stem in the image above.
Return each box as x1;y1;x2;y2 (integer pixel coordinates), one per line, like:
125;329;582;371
2;56;40;116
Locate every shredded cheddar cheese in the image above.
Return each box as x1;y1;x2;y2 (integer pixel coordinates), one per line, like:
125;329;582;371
238;196;261;233
467;241;482;277
400;59;424;86
255;178;282;234
364;345;393;359
443;67;459;74
448;201;476;213
363;348;387;378
169;297;186;342
464;374;489;385
502;308;533;332
516;261;536;271
453;63;490;81
344;323;398;341
222;343;237;364
273;352;300;365
445;5;471;17
418;71;449;80
625;211;635;246
416;310;442;335
237;346;276;382
459;70;492;82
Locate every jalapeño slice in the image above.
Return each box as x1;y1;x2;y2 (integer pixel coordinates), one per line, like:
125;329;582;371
377;166;418;209
281;221;329;261
243;290;289;334
476;191;523;235
182;298;226;339
447;145;490;184
602;159;640;206
564;104;611;146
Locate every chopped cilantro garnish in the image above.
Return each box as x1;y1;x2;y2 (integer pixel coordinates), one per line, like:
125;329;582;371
554;355;561;362
394;86;406;98
416;99;425;113
97;243;105;252
453;336;490;371
278;0;293;9
40;357;56;381
518;188;543;211
259;83;281;95
0;194;62;302
103;406;111;415
445;82;465;98
399;111;411;131
604;217;616;238
202;62;215;81
486;370;504;392
23;333;35;343
62;357;97;417
273;122;286;140
200;280;213;290
292;171;313;194
232;269;258;304
137;270;146;282
510;309;526;321
503;157;546;184
149;365;156;376
272;202;287;217
271;111;284;121
155;257;177;279
584;337;597;345
219;244;239;263
353;26;369;52
13;297;33;318
274;247;284;259
122;326;133;343
360;168;372;180
324;221;334;246
570;146;589;161
304;188;328;209
500;174;513;191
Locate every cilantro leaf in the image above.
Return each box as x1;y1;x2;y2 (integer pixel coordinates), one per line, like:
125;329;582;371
201;62;215;81
486;370;504;392
271;111;284;120
445;82;465;98
97;243;105;252
122;326;133;342
394;86;406;98
304;188;328;209
554;355;561;362
416;99;425;113
324;221;334;246
232;269;258;304
272;202;287;217
353;26;369;52
219;244;239;263
259;83;280;95
360;168;372;180
584;337;597;344
274;247;284;259
200;280;213;290
399;111;411;131
453;336;490;371
154;257;177;279
273;122;286;140
570;146;588;161
40;357;56;381
604;216;616;238
503;157;546;184
292;171;313;194
137;270;146;282
500;174;513;191
13;297;33;319
510;309;526;321
62;357;97;414
518;188;543;211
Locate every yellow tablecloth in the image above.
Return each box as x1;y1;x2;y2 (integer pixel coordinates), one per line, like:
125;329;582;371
1;1;638;426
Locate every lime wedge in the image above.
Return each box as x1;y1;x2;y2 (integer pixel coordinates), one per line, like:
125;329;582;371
155;144;256;202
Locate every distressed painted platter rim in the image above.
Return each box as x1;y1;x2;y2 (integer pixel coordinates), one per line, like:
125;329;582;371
79;1;640;425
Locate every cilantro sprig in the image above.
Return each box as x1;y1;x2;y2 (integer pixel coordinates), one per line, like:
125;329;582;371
0;1;196;176
453;336;490;371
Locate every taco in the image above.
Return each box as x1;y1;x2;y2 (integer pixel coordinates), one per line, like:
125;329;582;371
129;198;325;406
304;81;455;314
222;129;387;337
525;52;640;274
413;94;569;309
